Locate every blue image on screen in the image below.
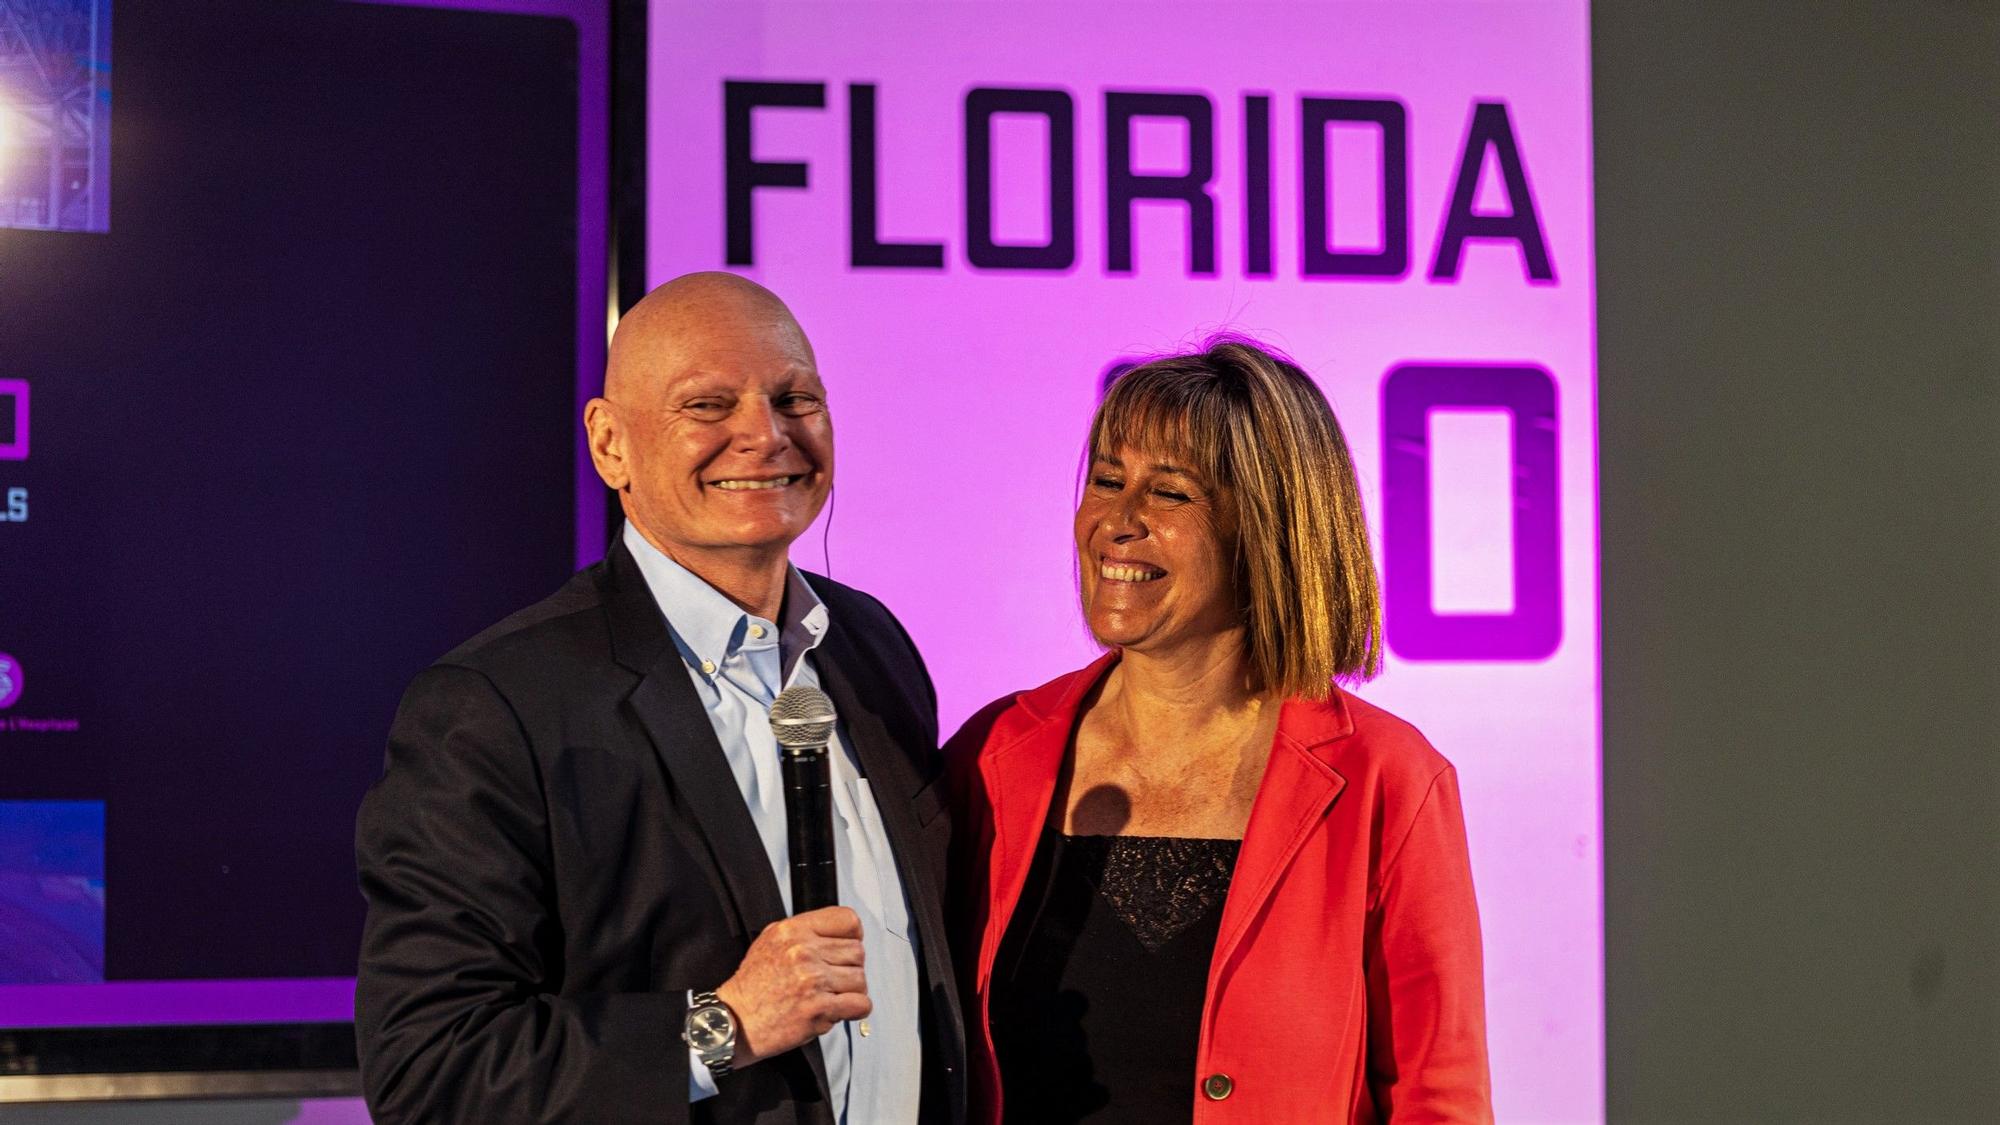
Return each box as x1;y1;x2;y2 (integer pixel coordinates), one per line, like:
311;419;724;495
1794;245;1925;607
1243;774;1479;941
0;800;105;983
0;0;112;233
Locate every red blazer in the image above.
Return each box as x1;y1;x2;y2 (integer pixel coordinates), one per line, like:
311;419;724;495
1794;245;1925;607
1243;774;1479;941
946;654;1492;1124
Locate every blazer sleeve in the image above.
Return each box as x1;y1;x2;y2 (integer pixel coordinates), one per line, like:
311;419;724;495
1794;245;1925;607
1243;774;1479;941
1363;765;1494;1124
354;663;688;1125
940;698;1011;959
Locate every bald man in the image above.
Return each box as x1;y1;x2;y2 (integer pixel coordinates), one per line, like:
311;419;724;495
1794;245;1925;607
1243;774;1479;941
355;275;964;1125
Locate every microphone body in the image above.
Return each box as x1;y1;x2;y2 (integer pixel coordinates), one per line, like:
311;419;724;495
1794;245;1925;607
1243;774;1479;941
780;742;837;912
770;686;839;914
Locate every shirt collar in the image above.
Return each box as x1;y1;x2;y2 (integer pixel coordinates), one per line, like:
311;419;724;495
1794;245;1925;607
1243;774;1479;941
622;522;828;676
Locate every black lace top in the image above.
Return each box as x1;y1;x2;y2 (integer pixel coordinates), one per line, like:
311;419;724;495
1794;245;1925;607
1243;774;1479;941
989;826;1241;1123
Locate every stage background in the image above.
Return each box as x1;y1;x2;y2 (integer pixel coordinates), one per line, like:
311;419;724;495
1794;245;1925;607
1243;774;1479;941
9;1;1997;1121
647;2;1601;1122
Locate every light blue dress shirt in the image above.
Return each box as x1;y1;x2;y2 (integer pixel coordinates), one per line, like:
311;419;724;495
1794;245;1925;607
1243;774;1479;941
622;524;921;1124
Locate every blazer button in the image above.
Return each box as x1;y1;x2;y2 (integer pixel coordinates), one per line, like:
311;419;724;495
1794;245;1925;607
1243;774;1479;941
1203;1073;1234;1100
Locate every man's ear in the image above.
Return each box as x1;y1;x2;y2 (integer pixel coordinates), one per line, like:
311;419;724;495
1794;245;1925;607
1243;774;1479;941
583;398;629;490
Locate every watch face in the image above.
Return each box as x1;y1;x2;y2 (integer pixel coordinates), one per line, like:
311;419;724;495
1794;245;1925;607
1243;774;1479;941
688;1006;733;1051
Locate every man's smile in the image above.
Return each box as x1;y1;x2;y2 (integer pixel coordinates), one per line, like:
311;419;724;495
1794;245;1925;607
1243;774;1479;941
708;473;807;491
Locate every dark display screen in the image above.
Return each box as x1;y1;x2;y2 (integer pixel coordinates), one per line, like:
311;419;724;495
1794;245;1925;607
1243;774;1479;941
0;0;589;1023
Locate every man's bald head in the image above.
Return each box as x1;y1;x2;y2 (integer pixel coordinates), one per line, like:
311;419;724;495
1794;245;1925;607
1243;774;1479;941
584;273;833;614
604;272;815;404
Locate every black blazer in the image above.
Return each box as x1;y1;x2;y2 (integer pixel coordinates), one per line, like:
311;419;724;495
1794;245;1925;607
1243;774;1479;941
355;540;966;1125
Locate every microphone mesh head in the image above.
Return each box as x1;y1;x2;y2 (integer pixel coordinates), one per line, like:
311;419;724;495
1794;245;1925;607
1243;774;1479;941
770;685;838;750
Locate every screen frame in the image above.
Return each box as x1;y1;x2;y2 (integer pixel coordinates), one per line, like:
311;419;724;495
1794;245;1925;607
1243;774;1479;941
0;0;618;1102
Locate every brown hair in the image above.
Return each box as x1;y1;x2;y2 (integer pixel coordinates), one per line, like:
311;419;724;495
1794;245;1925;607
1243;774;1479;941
1087;336;1382;695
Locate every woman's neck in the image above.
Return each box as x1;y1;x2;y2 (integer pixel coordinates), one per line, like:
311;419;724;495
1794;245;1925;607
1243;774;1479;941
1099;630;1272;743
1066;631;1282;838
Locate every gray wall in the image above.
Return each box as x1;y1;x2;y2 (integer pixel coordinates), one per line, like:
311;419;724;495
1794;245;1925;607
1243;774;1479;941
1595;2;2000;1122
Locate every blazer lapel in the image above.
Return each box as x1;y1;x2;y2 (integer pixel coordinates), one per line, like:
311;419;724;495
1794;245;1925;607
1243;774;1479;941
626;667;790;938
814;629;932;904
603;539;790;938
814;630;930;884
1209;694;1352;974
815;623;921;799
974;655;1113;985
813;627;970;1066
601;540;832;1104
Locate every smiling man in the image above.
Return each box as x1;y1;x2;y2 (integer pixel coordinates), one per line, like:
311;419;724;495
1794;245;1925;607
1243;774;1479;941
355;274;964;1125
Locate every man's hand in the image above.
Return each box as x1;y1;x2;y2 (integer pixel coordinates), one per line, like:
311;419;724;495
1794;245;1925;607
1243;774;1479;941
714;906;870;1068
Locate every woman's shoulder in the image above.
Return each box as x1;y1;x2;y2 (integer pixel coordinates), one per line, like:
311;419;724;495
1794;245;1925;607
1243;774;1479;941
1295;685;1457;788
943;655;1114;763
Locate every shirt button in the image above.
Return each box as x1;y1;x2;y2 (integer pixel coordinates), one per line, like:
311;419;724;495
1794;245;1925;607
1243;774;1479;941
1202;1073;1234;1101
748;624;766;639
699;660;716;675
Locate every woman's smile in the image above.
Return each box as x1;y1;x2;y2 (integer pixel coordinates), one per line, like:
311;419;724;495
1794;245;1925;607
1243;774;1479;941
1098;556;1168;583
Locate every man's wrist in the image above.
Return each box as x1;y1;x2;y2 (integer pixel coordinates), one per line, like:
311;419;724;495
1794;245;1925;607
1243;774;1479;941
683;989;738;1080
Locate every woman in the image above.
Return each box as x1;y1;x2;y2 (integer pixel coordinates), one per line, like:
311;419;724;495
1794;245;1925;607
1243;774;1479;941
947;338;1491;1123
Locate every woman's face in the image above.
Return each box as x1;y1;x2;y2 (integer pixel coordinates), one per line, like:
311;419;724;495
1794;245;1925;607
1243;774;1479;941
1074;443;1242;656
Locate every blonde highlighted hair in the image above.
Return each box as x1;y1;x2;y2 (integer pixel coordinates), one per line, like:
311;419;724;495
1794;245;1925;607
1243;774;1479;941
1087;336;1382;696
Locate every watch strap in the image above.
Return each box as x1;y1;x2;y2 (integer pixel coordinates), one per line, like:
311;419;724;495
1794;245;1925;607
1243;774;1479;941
685;990;735;1078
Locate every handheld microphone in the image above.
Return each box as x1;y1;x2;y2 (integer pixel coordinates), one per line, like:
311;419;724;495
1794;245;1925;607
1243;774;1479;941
770;685;838;913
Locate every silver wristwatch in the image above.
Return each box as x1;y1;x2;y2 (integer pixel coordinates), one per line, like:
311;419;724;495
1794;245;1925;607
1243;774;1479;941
683;990;737;1079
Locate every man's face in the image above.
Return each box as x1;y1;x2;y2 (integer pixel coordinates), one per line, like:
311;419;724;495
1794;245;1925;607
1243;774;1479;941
614;311;833;562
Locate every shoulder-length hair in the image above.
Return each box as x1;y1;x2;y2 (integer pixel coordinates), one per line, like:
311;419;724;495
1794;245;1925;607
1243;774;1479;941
1086;336;1382;696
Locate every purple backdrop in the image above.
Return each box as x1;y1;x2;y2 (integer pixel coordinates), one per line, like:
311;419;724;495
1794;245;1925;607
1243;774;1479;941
647;3;1602;1121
